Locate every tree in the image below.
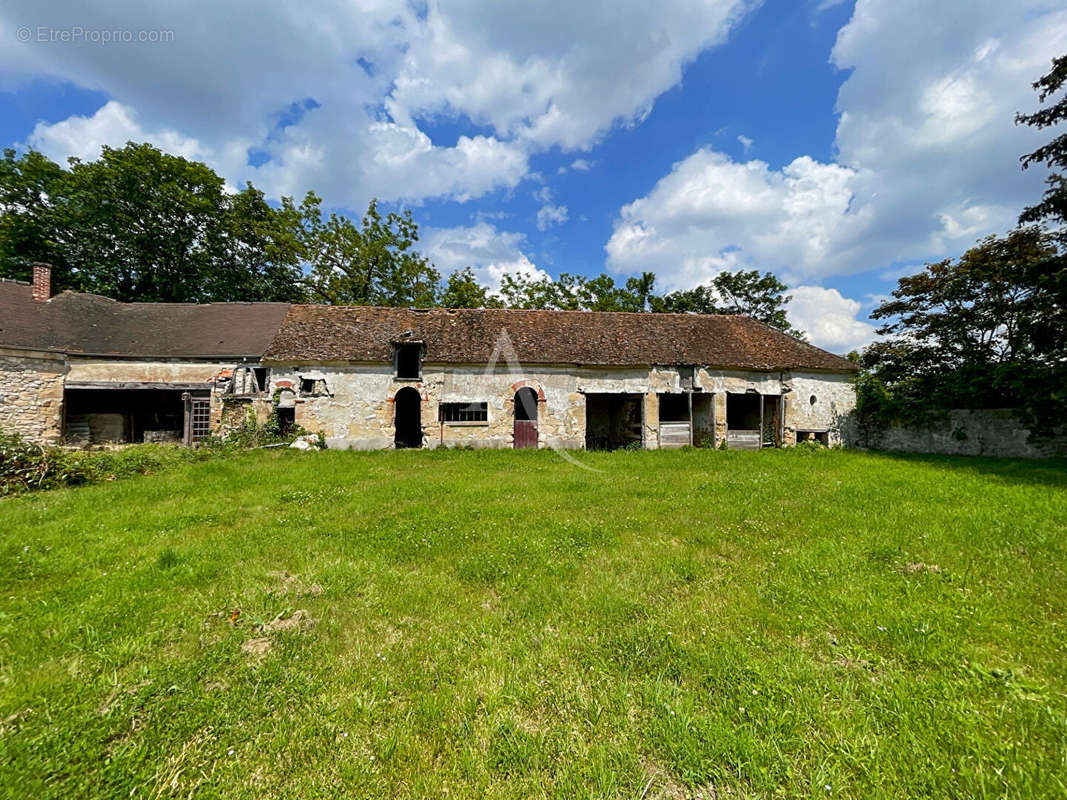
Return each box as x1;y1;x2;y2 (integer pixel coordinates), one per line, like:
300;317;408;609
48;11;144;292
1017;54;1067;233
304;199;441;307
652;270;802;336
496;271;649;311
52;143;229;302
860;228;1065;431
0;149;67;284
212;183;308;302
441;267;501;308
0;143;308;302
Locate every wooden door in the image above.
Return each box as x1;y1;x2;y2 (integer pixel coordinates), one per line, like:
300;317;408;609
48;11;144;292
514;419;538;449
513;388;538;449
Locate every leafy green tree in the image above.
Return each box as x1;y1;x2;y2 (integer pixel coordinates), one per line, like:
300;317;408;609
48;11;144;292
304;199;440;307
496;270;659;312
652;270;801;336
0;149;67;284
52;143;228;302
1018;54;1067;234
622;272;657;312
0;143;308;302
441;267;501;308
860;228;1065;431
211;183;307;302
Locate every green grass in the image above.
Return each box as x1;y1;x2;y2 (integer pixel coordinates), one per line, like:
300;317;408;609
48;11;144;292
1;448;1065;799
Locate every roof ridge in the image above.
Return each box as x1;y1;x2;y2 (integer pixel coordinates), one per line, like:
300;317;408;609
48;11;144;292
290;303;739;321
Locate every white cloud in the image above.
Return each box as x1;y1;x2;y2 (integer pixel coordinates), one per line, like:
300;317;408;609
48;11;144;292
606;0;1067;287
787;286;877;353
736;134;753;152
423;222;549;291
536;203;569;231
3;0;754;209
570;158;594;171
606;149;860;289
27;100;209;165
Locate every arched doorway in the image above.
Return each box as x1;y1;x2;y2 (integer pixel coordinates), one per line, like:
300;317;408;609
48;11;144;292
513;387;538;449
394;387;422;449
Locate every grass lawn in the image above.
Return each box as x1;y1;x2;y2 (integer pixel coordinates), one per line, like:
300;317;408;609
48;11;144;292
1;448;1065;799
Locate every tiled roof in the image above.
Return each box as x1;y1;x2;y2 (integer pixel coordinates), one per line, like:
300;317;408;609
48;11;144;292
0;282;856;371
0;281;289;358
264;305;857;371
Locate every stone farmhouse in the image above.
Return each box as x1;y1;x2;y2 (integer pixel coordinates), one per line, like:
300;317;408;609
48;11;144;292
1;266;857;451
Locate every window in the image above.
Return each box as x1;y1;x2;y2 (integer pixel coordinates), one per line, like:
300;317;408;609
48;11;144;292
395;343;422;379
252;368;268;393
439;402;488;423
190;398;211;443
300;377;328;396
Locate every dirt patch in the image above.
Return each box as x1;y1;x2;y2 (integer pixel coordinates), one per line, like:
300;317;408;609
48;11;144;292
834;656;872;670
903;562;943;575
264;609;314;633
241;637;273;657
267;570;325;597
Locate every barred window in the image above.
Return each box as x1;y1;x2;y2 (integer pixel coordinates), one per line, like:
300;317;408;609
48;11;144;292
438;402;488;423
190;398;211;442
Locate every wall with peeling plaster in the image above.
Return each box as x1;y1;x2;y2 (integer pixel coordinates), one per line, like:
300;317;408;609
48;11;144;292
784;372;857;445
261;362;857;451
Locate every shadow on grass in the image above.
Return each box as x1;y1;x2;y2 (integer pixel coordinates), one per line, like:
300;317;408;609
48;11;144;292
860;449;1067;490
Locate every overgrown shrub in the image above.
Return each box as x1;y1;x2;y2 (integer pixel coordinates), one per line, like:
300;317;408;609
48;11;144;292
208;403;311;449
0;431;227;497
0;431;90;494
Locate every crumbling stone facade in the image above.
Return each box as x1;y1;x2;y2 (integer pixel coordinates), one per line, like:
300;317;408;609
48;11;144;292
1;278;860;450
0;348;66;444
259;362;855;450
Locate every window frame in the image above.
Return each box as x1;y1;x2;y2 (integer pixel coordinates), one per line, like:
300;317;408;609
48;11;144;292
438;401;489;426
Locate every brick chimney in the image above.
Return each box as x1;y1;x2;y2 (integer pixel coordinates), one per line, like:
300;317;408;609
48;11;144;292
31;263;51;301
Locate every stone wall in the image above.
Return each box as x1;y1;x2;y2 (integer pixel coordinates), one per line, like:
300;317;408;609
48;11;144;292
864;409;1067;459
0;348;67;444
264;362;858;451
784;371;857;446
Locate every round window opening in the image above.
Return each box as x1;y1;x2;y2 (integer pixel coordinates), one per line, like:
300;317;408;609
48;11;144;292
809;394;817;406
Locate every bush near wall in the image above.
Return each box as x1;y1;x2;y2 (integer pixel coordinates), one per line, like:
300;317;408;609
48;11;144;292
0;431;218;496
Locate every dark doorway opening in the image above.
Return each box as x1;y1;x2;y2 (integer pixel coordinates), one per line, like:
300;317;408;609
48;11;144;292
725;392;762;450
64;387;199;444
585;393;644;451
394;386;423;448
276;407;295;436
762;394;781;447
514;387;538;449
657;392;691;449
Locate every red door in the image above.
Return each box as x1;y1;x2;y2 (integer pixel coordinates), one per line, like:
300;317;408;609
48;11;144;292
513;387;538;449
514;419;537;449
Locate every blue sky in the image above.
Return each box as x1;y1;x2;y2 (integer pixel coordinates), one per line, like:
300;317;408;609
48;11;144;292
1;0;1063;352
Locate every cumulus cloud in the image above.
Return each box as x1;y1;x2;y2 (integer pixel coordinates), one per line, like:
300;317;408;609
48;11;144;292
422;222;549;291
606;0;1067;285
27;100;209;165
3;0;753;209
787;286;877;353
536;203;569;231
736;134;753;152
606;150;859;289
